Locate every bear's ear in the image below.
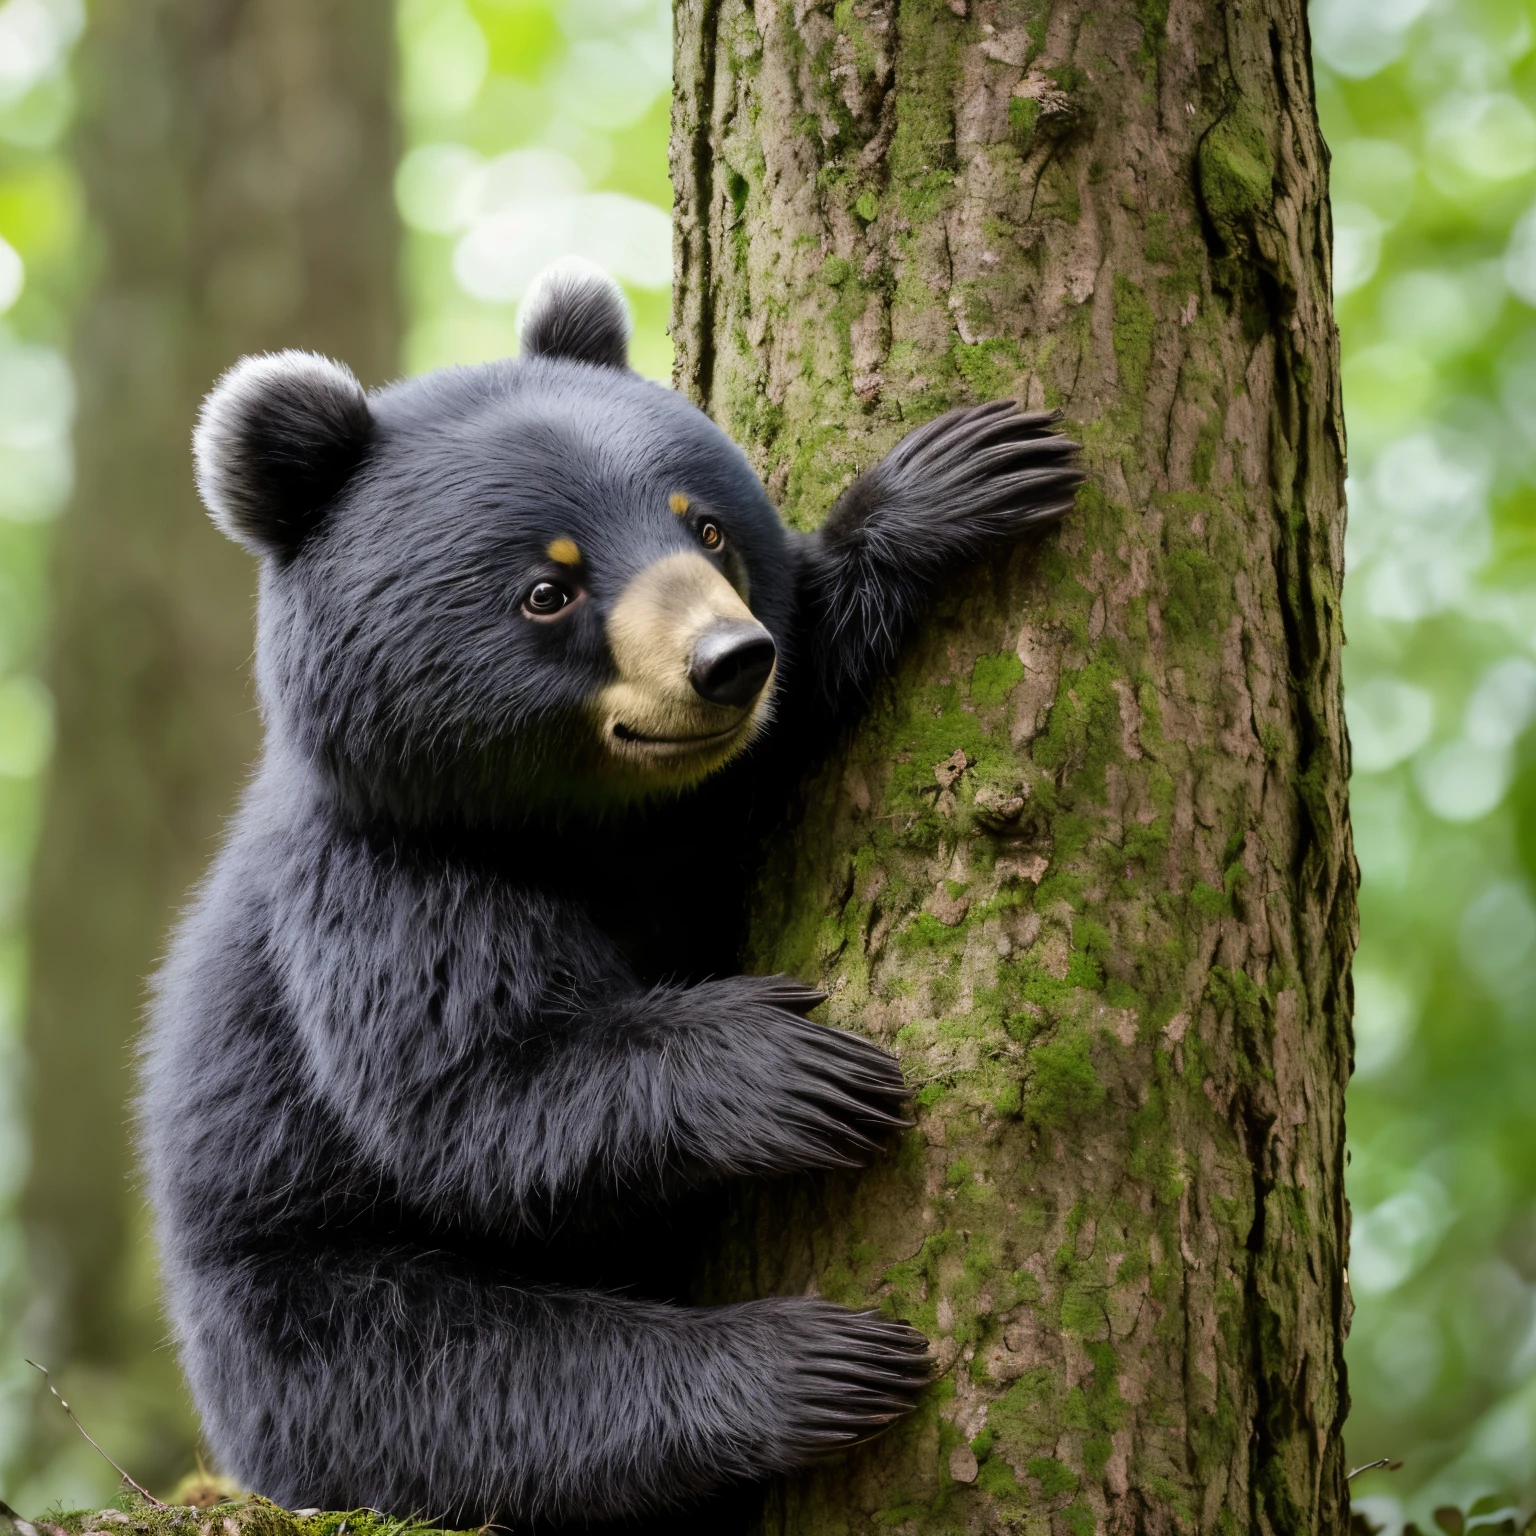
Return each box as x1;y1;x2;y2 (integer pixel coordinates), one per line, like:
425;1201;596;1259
193;350;373;558
518;257;632;370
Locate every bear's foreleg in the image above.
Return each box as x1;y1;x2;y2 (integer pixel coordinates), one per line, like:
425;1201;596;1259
282;862;911;1224
183;1246;929;1527
793;401;1083;705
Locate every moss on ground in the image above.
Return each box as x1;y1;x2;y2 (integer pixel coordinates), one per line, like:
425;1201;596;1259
4;1497;467;1536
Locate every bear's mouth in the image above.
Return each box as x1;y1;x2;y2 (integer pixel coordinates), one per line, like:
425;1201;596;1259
611;720;744;749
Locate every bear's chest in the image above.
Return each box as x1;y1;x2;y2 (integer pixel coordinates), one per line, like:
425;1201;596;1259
511;795;757;983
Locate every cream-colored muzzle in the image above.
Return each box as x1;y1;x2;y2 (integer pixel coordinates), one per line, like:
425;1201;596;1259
592;552;776;783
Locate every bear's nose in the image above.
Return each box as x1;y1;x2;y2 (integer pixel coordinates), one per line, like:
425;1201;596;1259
689;622;777;708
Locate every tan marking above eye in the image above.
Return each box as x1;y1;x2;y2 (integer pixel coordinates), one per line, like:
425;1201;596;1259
669;493;690;515
546;538;582;566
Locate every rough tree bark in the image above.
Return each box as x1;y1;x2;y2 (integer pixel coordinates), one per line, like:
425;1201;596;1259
673;3;1355;1534
19;0;397;1491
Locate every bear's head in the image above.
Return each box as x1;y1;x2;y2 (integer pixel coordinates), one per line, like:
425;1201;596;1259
193;259;794;824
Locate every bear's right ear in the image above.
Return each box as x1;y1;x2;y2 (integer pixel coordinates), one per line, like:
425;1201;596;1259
193;350;373;558
518;256;632;370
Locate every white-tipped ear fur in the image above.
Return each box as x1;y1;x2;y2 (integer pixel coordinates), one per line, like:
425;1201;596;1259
194;350;372;558
517;257;632;370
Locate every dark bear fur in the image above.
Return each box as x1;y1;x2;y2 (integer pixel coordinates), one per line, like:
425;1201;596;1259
138;259;1082;1532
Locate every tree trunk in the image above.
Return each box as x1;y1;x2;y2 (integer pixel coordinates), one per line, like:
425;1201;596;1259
19;0;397;1494
672;3;1355;1533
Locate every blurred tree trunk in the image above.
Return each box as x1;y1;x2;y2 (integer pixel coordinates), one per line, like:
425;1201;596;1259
20;0;397;1493
674;2;1355;1533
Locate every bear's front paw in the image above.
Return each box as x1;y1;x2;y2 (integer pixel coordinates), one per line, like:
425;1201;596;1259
690;974;910;1171
750;1297;932;1461
827;399;1082;560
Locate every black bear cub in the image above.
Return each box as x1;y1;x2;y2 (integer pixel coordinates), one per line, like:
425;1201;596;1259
139;259;1080;1530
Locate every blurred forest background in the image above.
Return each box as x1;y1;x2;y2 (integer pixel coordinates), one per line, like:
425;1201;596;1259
0;0;1530;1525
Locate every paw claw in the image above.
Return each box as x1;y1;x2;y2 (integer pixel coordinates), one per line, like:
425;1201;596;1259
750;973;828;1016
783;1306;932;1450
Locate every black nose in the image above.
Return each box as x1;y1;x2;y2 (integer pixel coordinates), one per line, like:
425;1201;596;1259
689;622;777;707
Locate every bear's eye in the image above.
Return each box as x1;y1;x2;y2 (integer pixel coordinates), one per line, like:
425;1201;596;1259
698;520;724;552
523;580;572;618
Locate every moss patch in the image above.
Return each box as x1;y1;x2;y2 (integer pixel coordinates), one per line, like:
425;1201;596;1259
988;1366;1058;1461
1026;1027;1106;1127
1198;106;1275;255
1031;653;1125;800
1112;274;1155;403
969;649;1026;706
26;1499;464;1536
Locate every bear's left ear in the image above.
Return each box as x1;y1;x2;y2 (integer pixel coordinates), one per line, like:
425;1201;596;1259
193;350;373;559
518;257;632;370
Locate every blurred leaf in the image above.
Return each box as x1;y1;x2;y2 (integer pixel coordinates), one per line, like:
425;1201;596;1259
0;160;82;266
469;0;560;80
397;0;674;380
1328;0;1536;1522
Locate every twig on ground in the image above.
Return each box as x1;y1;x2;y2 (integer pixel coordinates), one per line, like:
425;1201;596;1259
25;1361;166;1507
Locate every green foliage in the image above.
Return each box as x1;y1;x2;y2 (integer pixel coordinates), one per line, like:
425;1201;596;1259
394;0;675;379
0;0;88;1511
1320;0;1536;1522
